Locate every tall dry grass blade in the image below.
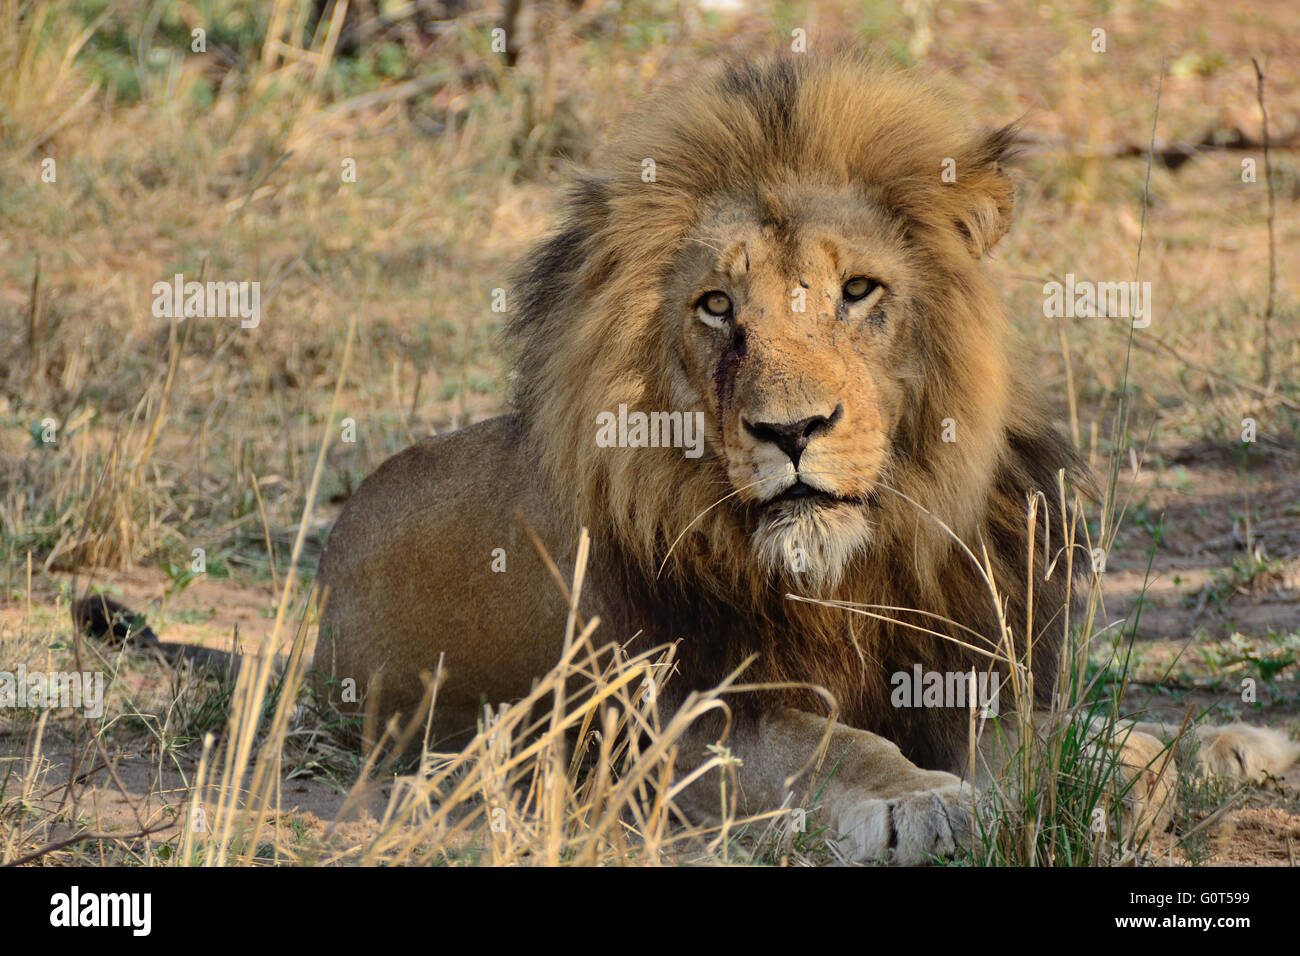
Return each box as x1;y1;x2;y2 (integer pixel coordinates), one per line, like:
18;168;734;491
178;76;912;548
206;315;356;865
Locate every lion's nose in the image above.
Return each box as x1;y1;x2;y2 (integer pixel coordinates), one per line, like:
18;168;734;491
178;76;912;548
743;404;843;466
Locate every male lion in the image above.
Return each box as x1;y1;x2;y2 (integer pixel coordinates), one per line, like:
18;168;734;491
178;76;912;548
315;51;1297;862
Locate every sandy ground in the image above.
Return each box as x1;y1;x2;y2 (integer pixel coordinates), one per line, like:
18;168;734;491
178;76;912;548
4;446;1297;866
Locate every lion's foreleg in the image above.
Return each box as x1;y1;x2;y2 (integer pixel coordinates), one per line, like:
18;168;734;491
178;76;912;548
1131;720;1299;783
675;707;973;864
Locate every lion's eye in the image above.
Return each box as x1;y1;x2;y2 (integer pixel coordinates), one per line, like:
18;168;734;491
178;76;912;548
699;291;732;317
843;276;880;302
696;291;732;330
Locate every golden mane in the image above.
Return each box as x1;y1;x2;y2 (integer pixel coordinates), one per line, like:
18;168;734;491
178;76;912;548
505;50;1086;767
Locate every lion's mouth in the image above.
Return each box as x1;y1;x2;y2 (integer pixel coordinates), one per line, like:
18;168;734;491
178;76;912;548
764;479;873;509
747;477;882;588
771;479;835;504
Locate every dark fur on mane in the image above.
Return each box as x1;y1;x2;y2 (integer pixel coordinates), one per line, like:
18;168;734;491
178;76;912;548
502;51;1092;774
591;419;1088;772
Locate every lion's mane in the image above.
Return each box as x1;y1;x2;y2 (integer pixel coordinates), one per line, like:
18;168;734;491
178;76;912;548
505;51;1086;770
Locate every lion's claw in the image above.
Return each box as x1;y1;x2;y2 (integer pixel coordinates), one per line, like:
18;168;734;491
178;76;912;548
835;780;974;865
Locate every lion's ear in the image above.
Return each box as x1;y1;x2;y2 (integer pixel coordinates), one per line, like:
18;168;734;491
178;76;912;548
952;124;1019;259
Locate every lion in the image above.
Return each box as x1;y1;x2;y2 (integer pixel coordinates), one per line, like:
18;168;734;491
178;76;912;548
314;51;1297;863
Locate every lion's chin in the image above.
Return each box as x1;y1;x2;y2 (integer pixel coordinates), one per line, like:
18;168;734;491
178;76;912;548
751;497;874;592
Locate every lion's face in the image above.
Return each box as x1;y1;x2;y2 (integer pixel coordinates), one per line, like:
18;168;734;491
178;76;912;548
665;188;922;586
511;53;1025;599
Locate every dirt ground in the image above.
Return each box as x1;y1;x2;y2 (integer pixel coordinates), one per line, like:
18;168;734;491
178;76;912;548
6;439;1298;866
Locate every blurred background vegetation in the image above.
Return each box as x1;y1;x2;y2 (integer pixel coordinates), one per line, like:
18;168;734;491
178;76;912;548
0;0;1296;655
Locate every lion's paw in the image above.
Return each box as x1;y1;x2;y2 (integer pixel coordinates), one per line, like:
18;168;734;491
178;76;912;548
834;778;973;865
1193;724;1300;782
1114;730;1176;836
